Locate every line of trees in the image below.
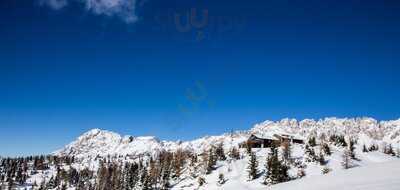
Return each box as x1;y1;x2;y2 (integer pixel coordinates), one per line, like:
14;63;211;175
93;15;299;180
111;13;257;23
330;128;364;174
0;143;245;190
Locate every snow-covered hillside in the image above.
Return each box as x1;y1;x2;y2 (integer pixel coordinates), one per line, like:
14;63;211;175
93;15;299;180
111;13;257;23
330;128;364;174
2;117;400;190
196;158;400;190
188;145;399;190
272;160;400;190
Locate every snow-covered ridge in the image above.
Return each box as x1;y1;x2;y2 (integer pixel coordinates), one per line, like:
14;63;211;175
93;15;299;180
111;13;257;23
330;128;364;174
55;117;400;159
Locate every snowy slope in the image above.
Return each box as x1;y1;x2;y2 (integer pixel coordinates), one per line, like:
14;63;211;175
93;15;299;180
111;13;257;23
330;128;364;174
272;160;400;190
180;146;398;190
195;158;400;190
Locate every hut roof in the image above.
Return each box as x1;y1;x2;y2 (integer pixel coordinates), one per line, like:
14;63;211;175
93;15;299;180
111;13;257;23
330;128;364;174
249;133;279;141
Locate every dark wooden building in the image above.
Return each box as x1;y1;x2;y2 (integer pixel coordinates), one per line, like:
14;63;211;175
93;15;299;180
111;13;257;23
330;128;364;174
239;134;278;148
240;133;304;148
273;134;304;144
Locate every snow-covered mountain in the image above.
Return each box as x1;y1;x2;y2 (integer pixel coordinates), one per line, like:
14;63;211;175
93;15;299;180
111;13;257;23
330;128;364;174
55;117;400;160
55;127;249;160
3;117;400;190
54;128;166;158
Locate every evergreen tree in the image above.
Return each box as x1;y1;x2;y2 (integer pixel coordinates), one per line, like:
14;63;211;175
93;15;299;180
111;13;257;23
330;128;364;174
308;136;317;147
229;147;240;160
205;148;216;174
362;144;368;152
246;141;252;155
385;144;395;156
15;167;24;185
369;144;378;152
197;176;206;187
341;136;348;147
61;183;67;190
140;165;151;190
304;145;317;162
247;151;258;181
79;168;93;190
397;147;400;158
322;166;331;174
348;139;356;159
318;151;326;165
188;154;199;178
322;143;331;155
341;150;354;169
281;141;292;164
215;143;227;161
69;167;80;186
334;135;347;147
160;165;171;190
217;173;226;185
7;178;14;190
125;163;139;190
141;175;151;190
47;176;56;189
264;147;289;185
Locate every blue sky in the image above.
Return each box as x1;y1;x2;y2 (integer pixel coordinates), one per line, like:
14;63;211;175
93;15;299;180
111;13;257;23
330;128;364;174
1;0;400;156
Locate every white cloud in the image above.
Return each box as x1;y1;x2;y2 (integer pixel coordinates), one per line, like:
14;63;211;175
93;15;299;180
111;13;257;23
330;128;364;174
41;0;139;23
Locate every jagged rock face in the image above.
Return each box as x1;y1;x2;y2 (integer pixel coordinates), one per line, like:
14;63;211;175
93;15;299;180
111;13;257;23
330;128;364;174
251;117;400;142
55;117;400;159
55;128;165;158
55;128;249;159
